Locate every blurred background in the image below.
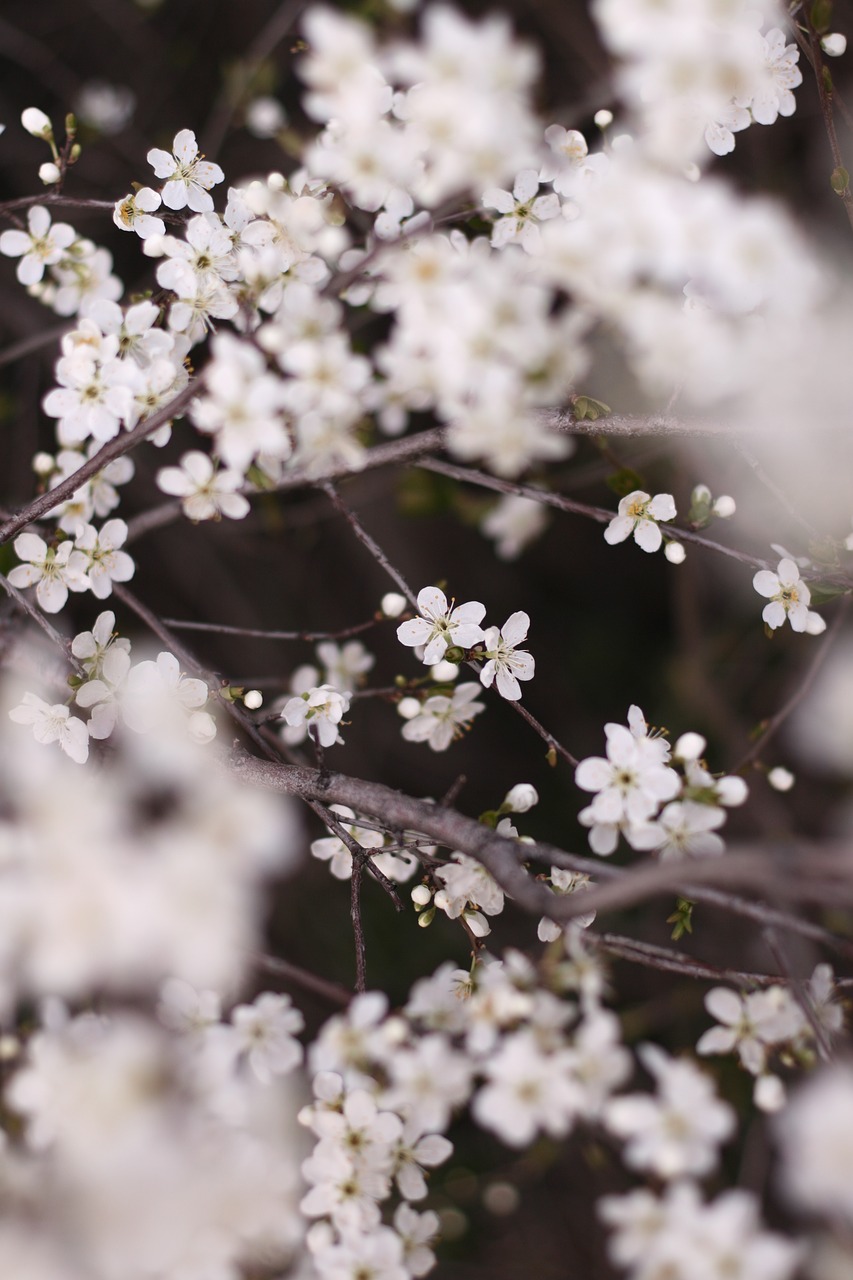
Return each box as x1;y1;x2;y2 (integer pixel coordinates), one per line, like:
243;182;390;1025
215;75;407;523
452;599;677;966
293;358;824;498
1;2;853;1275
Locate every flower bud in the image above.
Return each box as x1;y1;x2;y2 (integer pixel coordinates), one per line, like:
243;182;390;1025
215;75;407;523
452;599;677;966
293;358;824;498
712;495;736;518
768;766;795;792
411;884;432;907
243;689;263;710
32;452;55;475
397;697;421;720
674;732;706;761
38;162;61;185
381;591;407;618
822;33;847;57
430;660;458;682
21;107;53;139
502;783;539;813
594;109;613;129
665;541;686;564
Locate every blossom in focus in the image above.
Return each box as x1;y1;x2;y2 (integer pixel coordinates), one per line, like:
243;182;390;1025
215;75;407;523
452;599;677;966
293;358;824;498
282;684;350;748
604;491;676;553
0;205;75;286
482;168;561;253
479;611;534;701
8;532;90;613
396;587;486;665
113;187;166;239
147;128;225;213
753;558;825;634
74;519;135;598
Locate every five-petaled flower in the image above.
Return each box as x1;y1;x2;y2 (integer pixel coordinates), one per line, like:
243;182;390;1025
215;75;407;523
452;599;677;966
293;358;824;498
282;684;350;748
147;128;225;213
0;205;75;286
479;611;534;700
8;532;89;613
396;587;486;666
604;491;676;554
752;558;825;634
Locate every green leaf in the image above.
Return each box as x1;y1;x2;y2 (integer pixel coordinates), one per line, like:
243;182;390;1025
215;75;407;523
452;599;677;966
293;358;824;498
606;467;645;498
666;897;695;942
808;583;849;606
574;395;612;422
811;0;833;34
831;164;848;195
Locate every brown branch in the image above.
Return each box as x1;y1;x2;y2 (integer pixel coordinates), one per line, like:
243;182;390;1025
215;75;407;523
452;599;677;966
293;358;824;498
162;616;381;643
124;427;447;543
734;596;852;772
597;932;789;988
796;9;853;233
228;749;853;928
0;381;198;547
251;952;352;1006
416;457;775;574
320;481;418;607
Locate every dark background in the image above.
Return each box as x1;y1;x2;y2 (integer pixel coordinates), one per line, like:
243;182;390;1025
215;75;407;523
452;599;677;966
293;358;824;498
1;3;851;1275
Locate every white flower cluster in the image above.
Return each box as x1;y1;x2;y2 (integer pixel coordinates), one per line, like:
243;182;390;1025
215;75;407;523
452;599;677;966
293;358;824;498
395;589;534;747
574;707;747;856
600;1180;798;1280
10;612;219;761
3;992;304;1280
590;0;801;161
0;716;298;1005
697;965;844;1110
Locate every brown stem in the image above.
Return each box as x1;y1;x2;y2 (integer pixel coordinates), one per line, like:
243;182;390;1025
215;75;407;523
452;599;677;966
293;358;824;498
0;382;198;547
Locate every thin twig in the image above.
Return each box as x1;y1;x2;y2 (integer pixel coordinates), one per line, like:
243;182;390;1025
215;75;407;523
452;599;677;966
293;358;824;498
510;700;578;767
0;381;198;547
252;952;352;1006
762;926;834;1062
416;457;777;574
201;0;307;157
125;427;447;543
351;851;367;993
734;595;851;772
162;616;381;643
0;569;82;673
0;325;70;369
321;481;418;607
313;801;403;911
597;932;788;987
796;7;853;233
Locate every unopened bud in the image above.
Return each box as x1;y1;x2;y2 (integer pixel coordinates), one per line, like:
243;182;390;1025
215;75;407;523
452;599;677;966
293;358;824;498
381;591;407;618
594;109;613;129
21;107;53;139
397;697;421;720
768;766;795;792
32;451;55;475
503;783;539;813
38;161;61;185
674;732;706;761
712;495;736;518
822;33;847;57
665;541;686;564
243;689;263;710
411;884;432;907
